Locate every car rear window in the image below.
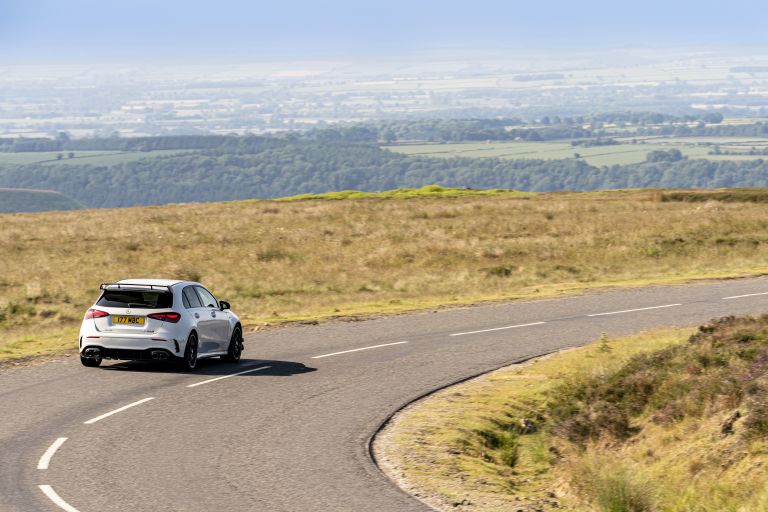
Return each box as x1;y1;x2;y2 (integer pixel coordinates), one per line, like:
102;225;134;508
97;290;173;309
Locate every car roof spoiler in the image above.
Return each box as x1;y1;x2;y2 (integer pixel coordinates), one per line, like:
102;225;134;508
100;283;172;291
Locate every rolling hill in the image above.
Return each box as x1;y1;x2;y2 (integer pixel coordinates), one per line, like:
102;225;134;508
0;188;84;213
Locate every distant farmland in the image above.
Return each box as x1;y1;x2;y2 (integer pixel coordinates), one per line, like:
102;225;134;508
386;136;768;166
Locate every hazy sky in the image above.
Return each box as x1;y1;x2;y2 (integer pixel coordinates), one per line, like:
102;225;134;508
1;0;765;62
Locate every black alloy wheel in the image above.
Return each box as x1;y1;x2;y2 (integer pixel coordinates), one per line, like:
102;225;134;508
180;332;198;371
222;326;243;363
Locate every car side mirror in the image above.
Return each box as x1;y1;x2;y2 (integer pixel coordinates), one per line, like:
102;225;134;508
219;300;231;310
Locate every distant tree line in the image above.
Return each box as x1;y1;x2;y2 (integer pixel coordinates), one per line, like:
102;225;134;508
571;138;620;147
372;113;727;143
710;145;768;156
0;135;245;153
586;111;724;125
0;129;379;153
1;139;768;209
0;112;737;153
645;149;685;163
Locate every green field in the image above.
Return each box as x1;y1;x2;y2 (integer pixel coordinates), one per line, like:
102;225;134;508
386;137;768;166
0;149;197;166
274;185;530;201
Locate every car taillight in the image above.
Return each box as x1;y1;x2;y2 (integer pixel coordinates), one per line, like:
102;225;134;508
85;309;109;320
148;312;181;323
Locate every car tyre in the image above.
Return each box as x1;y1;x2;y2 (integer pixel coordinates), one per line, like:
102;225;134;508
179;332;198;371
221;326;243;363
80;355;101;367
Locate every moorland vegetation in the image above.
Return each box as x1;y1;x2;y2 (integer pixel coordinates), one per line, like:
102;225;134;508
378;316;768;511
3;188;768;360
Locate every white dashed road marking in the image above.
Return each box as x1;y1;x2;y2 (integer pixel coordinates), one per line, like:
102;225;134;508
39;485;80;512
312;341;408;359
450;321;547;337
187;366;272;388
83;397;155;425
723;292;768;300
586;304;682;317
37;437;67;470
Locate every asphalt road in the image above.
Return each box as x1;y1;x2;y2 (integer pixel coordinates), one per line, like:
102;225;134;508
4;277;768;512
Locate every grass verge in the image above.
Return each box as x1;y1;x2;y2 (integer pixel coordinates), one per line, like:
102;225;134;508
375;316;768;511
0;327;79;367
374;328;691;511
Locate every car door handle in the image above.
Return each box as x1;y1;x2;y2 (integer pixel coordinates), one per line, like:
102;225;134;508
194;313;200;319
210;311;217;317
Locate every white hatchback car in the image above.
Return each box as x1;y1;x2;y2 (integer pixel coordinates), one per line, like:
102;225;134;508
78;279;243;371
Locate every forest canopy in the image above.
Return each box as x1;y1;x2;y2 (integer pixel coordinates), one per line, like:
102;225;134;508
0;137;766;208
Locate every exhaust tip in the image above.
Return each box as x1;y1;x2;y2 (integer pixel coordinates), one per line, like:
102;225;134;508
151;350;169;360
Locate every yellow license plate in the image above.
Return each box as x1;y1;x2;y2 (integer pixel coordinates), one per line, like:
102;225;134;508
113;316;145;325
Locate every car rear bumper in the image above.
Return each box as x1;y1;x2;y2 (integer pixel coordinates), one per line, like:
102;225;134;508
81;345;178;361
79;333;181;357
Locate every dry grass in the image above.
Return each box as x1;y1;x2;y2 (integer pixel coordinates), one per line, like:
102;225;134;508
661;188;768;204
376;318;768;512
374;328;691;511
552;316;768;512
3;188;768;360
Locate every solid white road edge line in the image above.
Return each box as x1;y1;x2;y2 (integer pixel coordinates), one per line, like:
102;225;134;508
83;397;155;425
37;437;67;470
186;366;272;388
587;303;682;317
312;341;408;359
723;292;768;300
450;321;546;337
39;485;80;512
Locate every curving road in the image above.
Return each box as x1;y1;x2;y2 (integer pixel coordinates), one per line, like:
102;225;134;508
4;277;768;512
